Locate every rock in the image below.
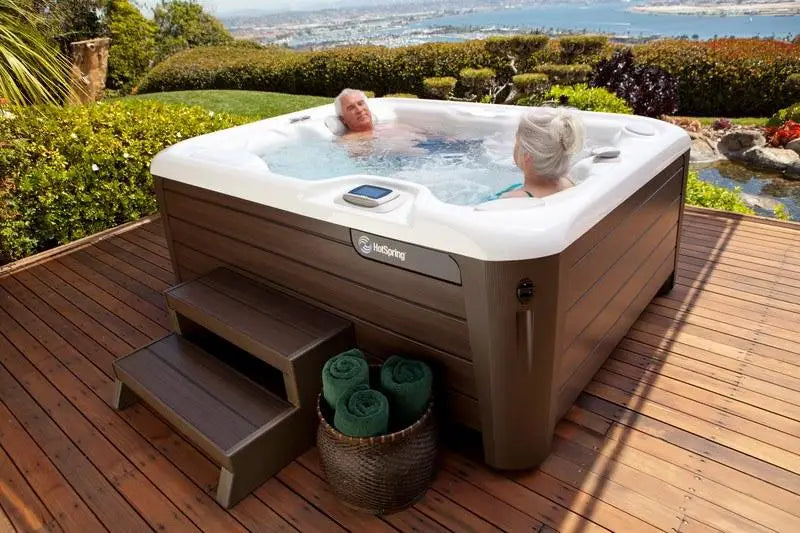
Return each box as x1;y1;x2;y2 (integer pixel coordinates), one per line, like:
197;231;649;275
740;191;782;211
718;130;766;155
786;138;800;156
690;135;719;163
739;146;800;172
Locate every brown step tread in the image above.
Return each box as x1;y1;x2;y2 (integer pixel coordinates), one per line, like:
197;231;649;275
113;334;295;464
165;268;351;372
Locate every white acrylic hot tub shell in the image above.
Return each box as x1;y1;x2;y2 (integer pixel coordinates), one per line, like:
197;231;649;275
151;98;690;261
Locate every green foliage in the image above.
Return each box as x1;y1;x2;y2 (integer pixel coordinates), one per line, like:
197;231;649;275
485;34;548;72
137;40;503;97
384;93;418;98
558;35;609;63
634;38;800;117
544;84;632;114
0;100;247;262
153;0;233;62
773;203;792;221
423;76;457;99
27;0;105;53
106;0;157;94
532;64;592;85
785;73;800;101
512;73;548;92
485;35;549;57
767;103;800;126
0;0;73;106
684;171;754;215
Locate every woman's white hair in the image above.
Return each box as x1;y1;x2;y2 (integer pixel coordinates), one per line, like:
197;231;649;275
516;108;585;180
334;88;368;117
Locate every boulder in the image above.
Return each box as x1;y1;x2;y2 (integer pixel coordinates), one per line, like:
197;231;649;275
739;146;800;172
718;130;766;155
690;134;719;163
786;138;800;156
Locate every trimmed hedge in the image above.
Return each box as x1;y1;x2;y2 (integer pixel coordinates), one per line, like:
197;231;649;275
137;37;607;98
137;37;799;117
634;38;800;117
532;64;592;85
423;77;457;99
0;101;247;263
558;35;609;63
512;73;549;93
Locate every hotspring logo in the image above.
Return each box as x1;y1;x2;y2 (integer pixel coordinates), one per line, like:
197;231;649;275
357;235;407;262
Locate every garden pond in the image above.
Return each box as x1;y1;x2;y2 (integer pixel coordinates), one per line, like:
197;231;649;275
694;160;800;221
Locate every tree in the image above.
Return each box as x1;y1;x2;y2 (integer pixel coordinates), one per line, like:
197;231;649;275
153;0;232;62
106;0;155;93
26;0;105;53
0;0;72;105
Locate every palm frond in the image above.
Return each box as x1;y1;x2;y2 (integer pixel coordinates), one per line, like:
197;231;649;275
0;0;72;106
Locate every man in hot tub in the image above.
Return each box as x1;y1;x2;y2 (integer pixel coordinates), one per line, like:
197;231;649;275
498;108;585;198
335;89;374;135
334;89;431;155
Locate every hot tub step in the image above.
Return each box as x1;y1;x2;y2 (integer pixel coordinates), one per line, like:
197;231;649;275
164;267;354;408
112;334;309;508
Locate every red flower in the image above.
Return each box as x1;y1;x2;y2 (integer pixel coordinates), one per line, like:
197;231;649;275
765;120;800;147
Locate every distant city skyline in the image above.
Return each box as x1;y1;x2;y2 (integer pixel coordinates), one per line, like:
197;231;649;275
139;0;373;15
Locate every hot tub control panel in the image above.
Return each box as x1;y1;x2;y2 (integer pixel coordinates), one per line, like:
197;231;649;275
343;185;399;208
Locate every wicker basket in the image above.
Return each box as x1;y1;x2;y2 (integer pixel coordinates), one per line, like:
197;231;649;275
316;392;438;515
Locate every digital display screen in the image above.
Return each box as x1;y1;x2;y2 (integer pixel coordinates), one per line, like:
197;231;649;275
348;185;393;199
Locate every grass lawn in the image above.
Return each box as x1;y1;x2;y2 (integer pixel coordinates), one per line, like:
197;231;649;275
692;116;769;127
121;90;332;119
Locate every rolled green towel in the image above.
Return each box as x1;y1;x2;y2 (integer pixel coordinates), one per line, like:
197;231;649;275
322;349;369;410
380;355;433;428
334;384;389;437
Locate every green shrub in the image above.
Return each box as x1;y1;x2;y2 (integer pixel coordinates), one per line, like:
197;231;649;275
634;38;800;117
532;64;592;85
423;77;457;99
485;34;549;72
558;35;609;63
459;68;495;96
512;73;549;93
107;0;157;94
485;35;549;57
138;40;500;97
785;73;800;101
685;171;754;215
0;101;247;263
768;102;800;126
384;93;418;98
544;84;632;114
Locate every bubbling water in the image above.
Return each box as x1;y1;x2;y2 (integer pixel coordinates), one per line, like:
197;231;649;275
261;125;591;205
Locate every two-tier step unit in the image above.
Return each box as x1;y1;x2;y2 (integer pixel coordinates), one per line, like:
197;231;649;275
112;267;353;507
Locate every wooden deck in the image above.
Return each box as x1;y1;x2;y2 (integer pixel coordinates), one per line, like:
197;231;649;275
1;207;799;532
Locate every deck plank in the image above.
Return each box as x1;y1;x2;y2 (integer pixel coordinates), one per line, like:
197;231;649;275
3;213;800;532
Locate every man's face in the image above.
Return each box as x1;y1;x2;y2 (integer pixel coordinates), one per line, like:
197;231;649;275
339;93;373;132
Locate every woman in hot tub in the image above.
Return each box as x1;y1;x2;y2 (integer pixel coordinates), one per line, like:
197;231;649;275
498;108;585;199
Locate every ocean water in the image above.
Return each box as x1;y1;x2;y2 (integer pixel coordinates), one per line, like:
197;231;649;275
406;2;800;40
261;129;525;205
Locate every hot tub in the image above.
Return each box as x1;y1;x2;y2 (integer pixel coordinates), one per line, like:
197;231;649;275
151;98;690;469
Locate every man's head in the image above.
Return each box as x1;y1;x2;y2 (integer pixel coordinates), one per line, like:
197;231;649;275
335;89;373;132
